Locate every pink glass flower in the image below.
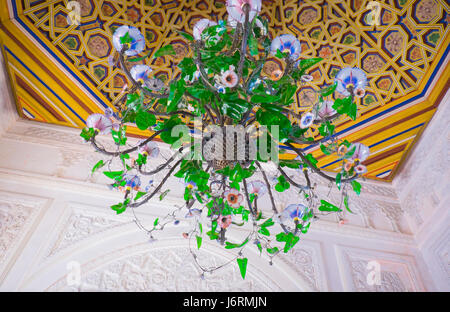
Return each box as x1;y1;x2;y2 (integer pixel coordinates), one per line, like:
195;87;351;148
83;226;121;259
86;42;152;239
247;180;267;197
220;65;239;88
354;87;366;98
86;113;112;134
270;34;302;61
226;0;262;24
218;214;232;229
349;142;370;163
193;19;217;41
317;100;336;119
138;141;159;158
224;189;243;208
354;164;367;174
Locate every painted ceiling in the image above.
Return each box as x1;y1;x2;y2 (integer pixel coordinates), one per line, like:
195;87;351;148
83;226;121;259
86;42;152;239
0;0;448;182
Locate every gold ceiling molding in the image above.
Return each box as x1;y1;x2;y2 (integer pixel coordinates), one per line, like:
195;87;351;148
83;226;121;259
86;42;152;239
0;0;448;181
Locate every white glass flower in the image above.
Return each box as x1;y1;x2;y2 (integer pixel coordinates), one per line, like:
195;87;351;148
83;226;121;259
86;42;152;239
226;0;262;24
270;34;302;61
348;142;370;163
193;19;217;41
130;64;152;85
86;113;112;134
334;67;367;96
247;180;267;197
112;25;145;56
138;141;159;158
300;112;315;129
317;100;336;119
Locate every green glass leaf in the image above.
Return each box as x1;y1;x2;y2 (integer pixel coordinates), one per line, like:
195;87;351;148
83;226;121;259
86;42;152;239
266;247;279;254
92;160;105;173
134;191;147;201
135;110;156;130
305;154;318;168
153;218;159;227
351;180;361;195
336;172;342;190
199;223;203;234
176;30;194;41
237;258;248;279
319;83;337;97
196;235;202;249
332;96;357;120
119;31;132;44
154;45;176;58
103;170;123;179
320;144;332;155
318;199;342;212
159;189;170;201
127;51;152;62
258;227;270;236
80;127;95;141
344;195;354;213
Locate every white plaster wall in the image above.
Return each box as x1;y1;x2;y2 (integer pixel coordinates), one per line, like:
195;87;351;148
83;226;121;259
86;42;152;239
393;89;450;291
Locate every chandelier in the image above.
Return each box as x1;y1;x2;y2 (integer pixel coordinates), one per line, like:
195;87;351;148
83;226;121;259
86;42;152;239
80;0;370;279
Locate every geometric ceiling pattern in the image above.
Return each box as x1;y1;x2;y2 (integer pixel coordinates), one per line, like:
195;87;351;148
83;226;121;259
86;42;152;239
0;0;448;181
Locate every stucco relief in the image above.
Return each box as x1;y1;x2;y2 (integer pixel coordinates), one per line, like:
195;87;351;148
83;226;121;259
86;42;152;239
0;193;47;281
47;246;284;292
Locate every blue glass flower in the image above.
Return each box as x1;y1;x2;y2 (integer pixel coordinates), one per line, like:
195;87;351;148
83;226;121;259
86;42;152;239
279;204;308;222
112;25;145;56
270;34;302;61
130;65;153;85
334;67;367;96
300;112;315;129
123;174;141;190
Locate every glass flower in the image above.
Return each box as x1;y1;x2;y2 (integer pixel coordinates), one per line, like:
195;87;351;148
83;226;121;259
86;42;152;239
279;204;308;222
130;64;152;85
220;65;239;88
226;0;262;24
224;189;243;208
86;113;112;134
270;34;302;61
247;180;267;197
185;208;202;218
112;25;145;56
270;69;283;81
354;87;366;98
300;112;315;129
343;161;353;172
354;164;367;174
215;83;226;94
349;142;370;163
138;141;159;158
317;100;336;119
218;214;232;229
335;67;367;97
193;19;217;41
123;174;141;190
185;181;197;190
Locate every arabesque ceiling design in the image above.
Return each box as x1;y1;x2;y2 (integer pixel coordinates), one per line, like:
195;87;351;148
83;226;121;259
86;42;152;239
0;0;448;181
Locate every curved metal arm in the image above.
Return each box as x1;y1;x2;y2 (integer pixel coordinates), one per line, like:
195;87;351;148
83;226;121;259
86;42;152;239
285;141;357;183
90;129;165;157
129;157;184;208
